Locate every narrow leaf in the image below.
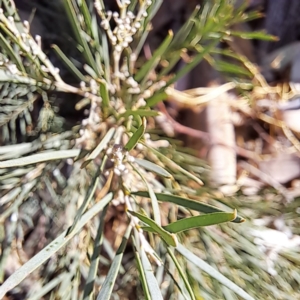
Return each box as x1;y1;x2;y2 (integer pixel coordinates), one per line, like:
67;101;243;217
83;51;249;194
96;225;132;300
135;31;173;83
128;210;178;247
0;33;25;73
52;44;86;81
63;0;97;71
169;5;200;49
66;169;101;237
0;193;113;299
83;205;108;300
134;250;151;300
167;247;196;300
176;244;255;300
81;127;116;168
145;91;167;107
99;81;110;115
124;117;146;151
120;109;160;118
0;149;80;168
130;163;161;225
140;247;164;300
167;41;218;86
143;143;204;185
164;211;236;233
135;158;172;178
230;30;278;41
132;191;244;223
215;60;251;76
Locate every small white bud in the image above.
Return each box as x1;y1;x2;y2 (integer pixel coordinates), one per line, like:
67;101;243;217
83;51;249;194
115;44;122;52
7;64;18;74
127;11;134;19
124;24;131;31
115;18;123;25
125;36;133;43
23;20;30;34
130;27;137;34
11;212;18;222
111;35;117;44
80;81;86;89
82;119;89;126
101;19;109;30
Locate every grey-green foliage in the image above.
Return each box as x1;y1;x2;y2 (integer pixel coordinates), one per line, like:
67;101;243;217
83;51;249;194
0;0;272;299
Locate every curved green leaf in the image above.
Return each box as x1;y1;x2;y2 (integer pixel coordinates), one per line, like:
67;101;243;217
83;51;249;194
164;210;236;233
132;191;244;223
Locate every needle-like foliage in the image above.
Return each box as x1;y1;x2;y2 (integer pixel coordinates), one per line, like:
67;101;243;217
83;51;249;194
0;1;293;300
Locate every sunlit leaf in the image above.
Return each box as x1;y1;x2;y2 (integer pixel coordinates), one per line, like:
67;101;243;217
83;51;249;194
164;210;237;233
132;191;244;223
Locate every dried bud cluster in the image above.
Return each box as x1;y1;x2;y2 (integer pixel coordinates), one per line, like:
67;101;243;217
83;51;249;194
95;0;152;52
94;0;153;94
106;144;135;176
